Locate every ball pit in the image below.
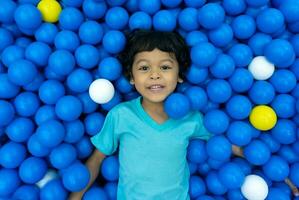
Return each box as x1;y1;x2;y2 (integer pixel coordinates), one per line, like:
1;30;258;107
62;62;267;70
0;0;298;199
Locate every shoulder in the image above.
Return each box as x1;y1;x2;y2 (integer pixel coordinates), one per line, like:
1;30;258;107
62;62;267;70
106;97;140;118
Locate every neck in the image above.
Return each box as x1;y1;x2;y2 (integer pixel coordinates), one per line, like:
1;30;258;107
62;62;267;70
141;98;169;123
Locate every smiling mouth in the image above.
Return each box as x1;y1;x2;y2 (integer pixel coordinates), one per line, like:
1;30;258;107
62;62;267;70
147;84;165;91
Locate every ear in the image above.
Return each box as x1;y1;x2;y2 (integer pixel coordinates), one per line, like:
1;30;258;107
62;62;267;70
130;77;135;85
178;77;183;83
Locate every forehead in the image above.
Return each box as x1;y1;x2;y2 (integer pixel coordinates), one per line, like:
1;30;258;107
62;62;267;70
133;49;177;63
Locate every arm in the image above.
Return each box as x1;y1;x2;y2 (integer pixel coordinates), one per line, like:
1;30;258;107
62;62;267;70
232;144;244;158
69;149;106;200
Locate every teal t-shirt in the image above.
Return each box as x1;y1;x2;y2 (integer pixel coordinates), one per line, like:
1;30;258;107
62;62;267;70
91;96;211;200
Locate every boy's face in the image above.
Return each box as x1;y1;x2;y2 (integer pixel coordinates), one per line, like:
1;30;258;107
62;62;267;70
130;48;182;104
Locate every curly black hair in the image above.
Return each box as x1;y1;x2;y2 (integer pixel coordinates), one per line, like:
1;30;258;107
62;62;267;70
117;29;190;80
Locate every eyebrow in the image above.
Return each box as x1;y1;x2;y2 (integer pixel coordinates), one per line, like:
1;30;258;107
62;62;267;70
135;58;175;65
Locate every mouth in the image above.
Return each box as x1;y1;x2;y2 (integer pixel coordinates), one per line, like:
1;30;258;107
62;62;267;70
147;84;165;91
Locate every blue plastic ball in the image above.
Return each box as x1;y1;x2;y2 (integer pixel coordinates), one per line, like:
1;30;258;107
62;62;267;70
191;42;217;67
206;135;232;161
269;69;296;93
164;93;191;119
0;28;13;51
125;0;139;12
227;121;252;146
40;179;68;200
14;92;40;117
77;92;99;114
189;176;206;198
184;86;208;111
271;94;295;118
210;54;235;78
248;80;275;104
0;0;16;23
278;145;299;163
207;79;232;104
0;141;27;168
82;0;107;20
248;33;272;56
25;41;51;67
115;76;133;94
66;68;93;93
153;9;176;31
178;8;199;31
49;143;77;169
228;44;253;67
79;21;103;45
290;163;299;187
271;119;296;145
185;31;208;47
61;0;83;7
233;157;252;175
256;8;284;34
138;0;161;15
290;35;299;57
1;45;24;67
104;182;117;200
27;134;51;157
218;162;245;189
0;169;20;196
198;3;225;29
5;117;34;142
38;80;65;105
62;161;90;192
19;157;47;184
279;0;299;23
35;23;58;44
231;15;256;39
101;156;119;182
264;39;295;68
105;6;129;30
14;4;41;30
59;7;84;31
102;30;126;54
0;100;15;126
206;171;228;195
226;95;252;120
267;188;290;200
8;59;38;86
204;109;229;135
34;105;57;125
75;136;93;159
129;11;152;30
55;95;82;121
262;156;290;181
245;0;268;7
208;24;233;47
222;0;246;16
48;50;75;76
83;187;108;200
186;66;208;84
244;140;271;165
54;30;80;52
187;140;207;164
13;185;39;200
98;57;122;81
64;119;85;143
36;119;65;148
84;113;105;136
75;44;100;69
290;59;299;80
262;134;281;154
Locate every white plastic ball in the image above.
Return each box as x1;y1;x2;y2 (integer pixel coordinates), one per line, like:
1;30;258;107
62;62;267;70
248;56;275;80
89;79;115;104
241;174;269;200
36;169;58;188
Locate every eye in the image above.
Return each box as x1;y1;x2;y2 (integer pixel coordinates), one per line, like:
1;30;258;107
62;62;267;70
161;65;172;70
138;65;149;71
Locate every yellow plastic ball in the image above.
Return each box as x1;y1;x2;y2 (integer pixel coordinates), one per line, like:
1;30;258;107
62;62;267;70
37;0;62;23
249;105;277;131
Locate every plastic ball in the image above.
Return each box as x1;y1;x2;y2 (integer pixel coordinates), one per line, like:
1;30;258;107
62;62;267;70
101;156;119;182
262;156;289;181
190;42;217;68
227;121;252;146
75;136;93;159
138;0;161;15
82;0;107;20
37;0;62;23
0;141;27;168
89;79;115;104
228;43;253;67
14;4;42;30
184;86;208;111
186;66;208;84
35;23;58;44
84;113;105;136
231;15;256;39
189;176;206;198
34;105;57;125
19;157;47;184
75;44;100;69
79;21;103;45
206;135;232;161
25;41;51;66
271;119;296;145
267;188;290;200
36;119;65;148
54;30;80;52
83;187;108;200
8;59;38;86
13;185;39;200
38;80;65;105
36;169;58;188
63;119;85;143
55;95;82;121
208;24;233;47
49;143;77;169
229;68;253;93
115;76;133;94
0;100;15;126
5;117;34;142
248;33;272;56
48;50;75;76
187;140;207;164
178;8;199;31
40;179;68;200
1;45;24;67
98;57;122;81
14;92;40;117
62;161;90;192
59;7;84;31
226;95;252;120
204;109;229;135
27;134;51;157
250;105;276;131
129;11;152;30
241;174;268;200
105;6;129;30
164;93;191;119
222;0;246;16
248;56;275;80
153;9;176;31
207;79;232;104
206;171;228;195
279;0;299;23
218;162;245;189
198;3;225;29
290;163;299;187
102;30;126;54
210;54;235;79
244;140;271;165
264;39;295;68
256;8;284;34
0;28;13;51
185;31;208;47
77;92;99;114
277;145;298;164
290;35;299;57
0;0;16;23
269;69;296;93
249;81;275;105
271;94;296;118
0;169;20;196
66;68;93;93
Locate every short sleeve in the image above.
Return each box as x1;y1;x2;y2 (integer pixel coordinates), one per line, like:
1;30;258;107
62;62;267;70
90;111;119;155
190;112;212;141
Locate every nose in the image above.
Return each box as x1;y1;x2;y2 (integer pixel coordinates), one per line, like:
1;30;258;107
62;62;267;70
150;71;160;80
